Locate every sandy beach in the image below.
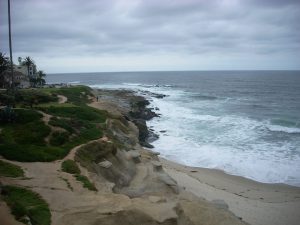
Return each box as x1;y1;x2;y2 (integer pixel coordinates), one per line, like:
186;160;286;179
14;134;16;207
161;158;300;225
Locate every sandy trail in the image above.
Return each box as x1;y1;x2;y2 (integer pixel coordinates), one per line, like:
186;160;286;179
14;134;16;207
57;95;67;104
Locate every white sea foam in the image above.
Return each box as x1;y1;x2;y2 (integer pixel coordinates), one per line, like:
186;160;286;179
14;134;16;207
88;83;300;186
68;81;81;84
267;124;300;134
143;86;300;186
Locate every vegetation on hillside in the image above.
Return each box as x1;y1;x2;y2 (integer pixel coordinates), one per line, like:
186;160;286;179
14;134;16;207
74;174;97;191
0;86;108;162
61;159;81;174
1;185;51;225
0;160;24;177
0;53;10;88
60;159;97;191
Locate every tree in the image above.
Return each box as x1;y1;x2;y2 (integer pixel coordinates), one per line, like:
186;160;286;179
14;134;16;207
0;52;10;88
8;0;14;89
18;57;22;64
22;56;34;77
29;70;46;87
36;70;46;87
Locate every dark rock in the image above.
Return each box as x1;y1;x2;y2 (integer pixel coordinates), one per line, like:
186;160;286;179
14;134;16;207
147;131;159;143
140;141;154;148
132;119;148;143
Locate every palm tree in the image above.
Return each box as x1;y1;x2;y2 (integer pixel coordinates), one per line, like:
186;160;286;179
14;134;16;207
0;52;10;88
0;53;10;74
7;0;14;89
37;70;46;87
22;56;34;77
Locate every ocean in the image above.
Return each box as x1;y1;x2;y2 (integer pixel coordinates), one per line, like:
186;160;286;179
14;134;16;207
47;71;300;186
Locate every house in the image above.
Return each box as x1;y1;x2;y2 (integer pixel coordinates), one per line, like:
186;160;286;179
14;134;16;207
12;60;36;88
14;61;37;77
0;56;44;89
1;70;30;88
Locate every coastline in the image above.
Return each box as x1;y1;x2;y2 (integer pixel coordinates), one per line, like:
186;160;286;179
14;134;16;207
92;88;300;225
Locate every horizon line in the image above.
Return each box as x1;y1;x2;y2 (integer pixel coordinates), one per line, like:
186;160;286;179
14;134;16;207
48;69;300;75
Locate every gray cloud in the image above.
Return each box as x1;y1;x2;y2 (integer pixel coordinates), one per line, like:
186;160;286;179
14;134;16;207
0;0;299;72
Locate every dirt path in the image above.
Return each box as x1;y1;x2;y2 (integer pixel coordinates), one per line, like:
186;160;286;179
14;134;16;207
57;95;68;104
38;110;66;143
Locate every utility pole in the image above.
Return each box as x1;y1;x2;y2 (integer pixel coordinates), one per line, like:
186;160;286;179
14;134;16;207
8;0;14;89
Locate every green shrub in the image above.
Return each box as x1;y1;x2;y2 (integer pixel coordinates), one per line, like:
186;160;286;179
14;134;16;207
0;93;15;106
0;106;16;123
54;86;93;105
15;90;58;107
0;144;67;162
12;121;51;146
75;174;97;191
1;185;51;225
48;117;75;133
14;109;43;124
49;131;69;146
0;160;24;177
41;106;107;123
61;160;80;174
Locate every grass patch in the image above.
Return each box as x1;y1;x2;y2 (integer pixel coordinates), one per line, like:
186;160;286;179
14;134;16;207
74;174;97;191
0;108;65;162
12;121;50;146
37;102;75;108
61;160;80;174
15;89;58;108
0;160;24;177
49;131;69;146
40;106;107;123
0;144;67;162
1;185;51;225
14;109;43;124
54;86;93;105
48;117;75;133
0;109;49;146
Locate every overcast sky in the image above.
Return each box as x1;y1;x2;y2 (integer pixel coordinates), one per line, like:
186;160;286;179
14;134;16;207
0;0;300;73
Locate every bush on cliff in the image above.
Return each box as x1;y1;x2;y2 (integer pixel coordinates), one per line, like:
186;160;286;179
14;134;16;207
74;174;97;191
0;160;24;177
49;131;69;146
61;159;81;174
1;185;51;225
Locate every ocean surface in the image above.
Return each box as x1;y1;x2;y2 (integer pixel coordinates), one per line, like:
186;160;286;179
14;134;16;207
47;71;300;186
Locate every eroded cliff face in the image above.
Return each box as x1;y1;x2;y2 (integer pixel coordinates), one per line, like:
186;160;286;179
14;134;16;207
65;89;248;225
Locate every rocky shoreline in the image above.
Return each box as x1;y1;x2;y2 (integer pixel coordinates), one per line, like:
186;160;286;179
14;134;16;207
94;89;162;148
